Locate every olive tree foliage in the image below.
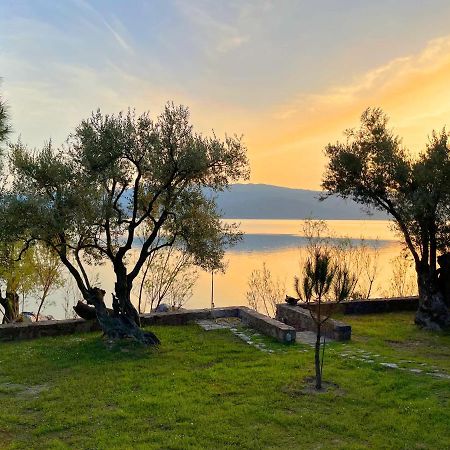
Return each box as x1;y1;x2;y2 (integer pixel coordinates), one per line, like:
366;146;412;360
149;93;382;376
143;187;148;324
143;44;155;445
322;108;450;330
0;95;10;145
0;91;10;187
0;92;20;323
5;103;249;343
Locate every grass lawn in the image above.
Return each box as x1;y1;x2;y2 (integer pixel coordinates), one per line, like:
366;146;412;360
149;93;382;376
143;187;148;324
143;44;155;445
0;312;449;449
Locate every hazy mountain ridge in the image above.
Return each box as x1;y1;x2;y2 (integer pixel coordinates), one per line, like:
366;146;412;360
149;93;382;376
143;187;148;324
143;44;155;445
212;184;388;220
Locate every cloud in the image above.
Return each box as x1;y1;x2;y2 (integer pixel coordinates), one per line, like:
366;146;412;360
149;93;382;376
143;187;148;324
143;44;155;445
102;18;134;54
70;0;134;54
242;34;450;188
274;35;450;122
175;1;248;54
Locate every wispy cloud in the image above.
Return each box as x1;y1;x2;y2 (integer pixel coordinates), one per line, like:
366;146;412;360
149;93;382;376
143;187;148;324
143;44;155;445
205;34;450;189
71;0;134;54
175;1;249;54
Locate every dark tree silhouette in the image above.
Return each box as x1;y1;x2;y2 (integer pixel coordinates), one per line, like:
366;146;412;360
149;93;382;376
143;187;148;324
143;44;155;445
322;108;450;330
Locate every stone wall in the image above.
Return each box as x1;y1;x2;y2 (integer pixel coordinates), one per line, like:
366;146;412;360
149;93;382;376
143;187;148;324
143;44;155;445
276;304;351;341
0;306;296;344
238;307;296;343
297;296;419;316
0;318;101;341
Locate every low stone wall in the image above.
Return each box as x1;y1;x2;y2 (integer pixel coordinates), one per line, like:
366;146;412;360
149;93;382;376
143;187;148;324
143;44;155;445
0;306;295;344
0;318;101;341
297;296;419;316
139;306;240;326
238;307;296;343
276;304;351;341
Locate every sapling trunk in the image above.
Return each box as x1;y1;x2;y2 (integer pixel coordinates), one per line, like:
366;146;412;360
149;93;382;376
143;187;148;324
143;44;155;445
321;336;326;377
315;323;322;390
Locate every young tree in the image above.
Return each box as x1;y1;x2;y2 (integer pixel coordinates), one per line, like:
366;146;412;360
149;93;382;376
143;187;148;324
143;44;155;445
383;254;417;298
136;240;198;313
6;104;248;343
32;243;65;321
0;242;36;323
322;108;450;330
295;249;351;390
246;262;285;317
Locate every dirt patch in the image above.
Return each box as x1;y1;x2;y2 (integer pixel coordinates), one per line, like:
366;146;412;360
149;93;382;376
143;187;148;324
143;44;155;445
386;338;431;349
300;377;345;395
0;429;13;447
282;377;346;396
0;382;49;397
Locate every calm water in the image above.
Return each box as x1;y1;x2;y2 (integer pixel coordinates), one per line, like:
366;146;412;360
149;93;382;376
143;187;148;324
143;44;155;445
190;219;402;310
36;219;407;319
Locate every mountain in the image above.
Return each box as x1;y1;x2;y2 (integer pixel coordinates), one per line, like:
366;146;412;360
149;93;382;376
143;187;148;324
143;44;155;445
212;184;387;220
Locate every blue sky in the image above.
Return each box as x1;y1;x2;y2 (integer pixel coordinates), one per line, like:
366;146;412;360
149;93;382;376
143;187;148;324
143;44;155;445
2;0;450;188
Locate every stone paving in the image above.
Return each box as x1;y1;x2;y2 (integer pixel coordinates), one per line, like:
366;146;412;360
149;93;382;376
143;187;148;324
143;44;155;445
197;319;449;380
196;318;278;353
329;345;450;380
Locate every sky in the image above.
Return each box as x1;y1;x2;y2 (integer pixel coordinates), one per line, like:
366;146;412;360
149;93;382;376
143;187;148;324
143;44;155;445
1;0;450;189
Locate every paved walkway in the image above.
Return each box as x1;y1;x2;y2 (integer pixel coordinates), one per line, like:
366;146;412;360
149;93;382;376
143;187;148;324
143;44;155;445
331;346;450;380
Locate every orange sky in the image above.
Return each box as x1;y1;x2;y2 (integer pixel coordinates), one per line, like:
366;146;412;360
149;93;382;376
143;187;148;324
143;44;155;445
2;2;450;189
187;35;450;189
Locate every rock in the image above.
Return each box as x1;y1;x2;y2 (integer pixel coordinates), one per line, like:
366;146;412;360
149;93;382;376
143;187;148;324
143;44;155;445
380;363;399;369
20;312;36;323
155;303;170;313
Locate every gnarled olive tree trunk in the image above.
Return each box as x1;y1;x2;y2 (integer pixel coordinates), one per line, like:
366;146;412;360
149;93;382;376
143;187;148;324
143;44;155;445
415;261;450;331
85;287;160;345
0;291;20;323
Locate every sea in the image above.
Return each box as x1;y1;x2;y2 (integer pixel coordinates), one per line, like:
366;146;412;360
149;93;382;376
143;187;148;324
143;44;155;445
30;219;415;320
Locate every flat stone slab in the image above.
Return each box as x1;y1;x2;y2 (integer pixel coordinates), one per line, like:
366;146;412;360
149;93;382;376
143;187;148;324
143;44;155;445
296;331;318;345
238;307;296;344
295;331;335;346
276;304;351;341
195;319;232;331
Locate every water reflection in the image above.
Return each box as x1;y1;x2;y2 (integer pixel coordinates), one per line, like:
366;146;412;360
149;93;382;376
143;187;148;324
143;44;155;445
234;233;389;253
39;220;403;319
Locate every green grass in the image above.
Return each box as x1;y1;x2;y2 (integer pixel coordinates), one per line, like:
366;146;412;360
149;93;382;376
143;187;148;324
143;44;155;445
0;312;449;449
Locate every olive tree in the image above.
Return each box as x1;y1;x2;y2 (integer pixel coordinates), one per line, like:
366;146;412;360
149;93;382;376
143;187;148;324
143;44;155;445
322;108;450;330
0;242;36;323
6;103;249;343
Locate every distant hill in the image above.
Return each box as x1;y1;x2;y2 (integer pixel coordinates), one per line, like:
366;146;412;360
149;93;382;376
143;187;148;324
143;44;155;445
211;184;388;220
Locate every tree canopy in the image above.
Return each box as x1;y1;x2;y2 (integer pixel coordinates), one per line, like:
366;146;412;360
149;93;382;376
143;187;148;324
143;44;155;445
322;108;450;330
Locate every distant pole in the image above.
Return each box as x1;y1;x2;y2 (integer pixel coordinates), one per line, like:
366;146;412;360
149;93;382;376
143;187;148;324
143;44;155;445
211;270;215;310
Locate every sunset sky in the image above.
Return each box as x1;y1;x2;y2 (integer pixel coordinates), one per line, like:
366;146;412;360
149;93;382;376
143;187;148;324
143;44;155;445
2;0;450;189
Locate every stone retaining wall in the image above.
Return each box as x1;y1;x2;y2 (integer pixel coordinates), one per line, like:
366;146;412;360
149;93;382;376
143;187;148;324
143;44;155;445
276;304;351;341
238;307;296;343
297;296;419;316
0;318;101;341
0;306;295;344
